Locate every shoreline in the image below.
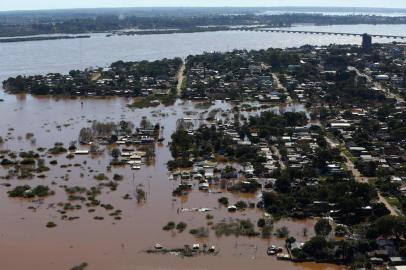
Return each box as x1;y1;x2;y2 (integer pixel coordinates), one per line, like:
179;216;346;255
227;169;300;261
0;35;91;43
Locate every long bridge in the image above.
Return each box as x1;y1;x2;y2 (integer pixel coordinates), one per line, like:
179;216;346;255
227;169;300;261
232;28;406;40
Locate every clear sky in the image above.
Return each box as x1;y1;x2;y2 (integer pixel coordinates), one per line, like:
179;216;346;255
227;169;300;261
1;0;406;11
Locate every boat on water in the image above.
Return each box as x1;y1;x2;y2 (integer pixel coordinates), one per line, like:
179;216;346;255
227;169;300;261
132;165;141;170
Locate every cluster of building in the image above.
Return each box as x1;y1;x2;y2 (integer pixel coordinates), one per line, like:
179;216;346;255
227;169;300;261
183;51;285;102
362;43;406;99
277;43;406;182
3;59;181;96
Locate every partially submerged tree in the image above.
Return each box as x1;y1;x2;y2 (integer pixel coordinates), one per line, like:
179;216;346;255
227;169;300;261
314;219;332;237
78;128;93;144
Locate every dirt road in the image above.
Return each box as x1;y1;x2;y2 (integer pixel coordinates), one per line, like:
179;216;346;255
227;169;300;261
176;62;186;96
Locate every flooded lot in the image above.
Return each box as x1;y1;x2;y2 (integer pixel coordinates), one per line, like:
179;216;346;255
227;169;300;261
3;22;406;270
0;93;342;270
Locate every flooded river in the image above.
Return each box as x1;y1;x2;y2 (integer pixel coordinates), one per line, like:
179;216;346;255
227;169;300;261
1;24;406;80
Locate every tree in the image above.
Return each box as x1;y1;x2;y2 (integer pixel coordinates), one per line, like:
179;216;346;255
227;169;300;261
140;117;151;130
91;121;116;137
218;197;229;206
119;120;134;134
136;187;146;203
235;201;248;210
302;236;329;260
79;128;93;144
286;236;296;246
314;219;332;237
120;120;129;131
399;245;406;257
110;134;118;143
372;215;406;239
170;129;194;158
275;226;290;238
68;141;77;151
275;177;291;193
257;218;266;228
111;148;121;160
392;127;406;142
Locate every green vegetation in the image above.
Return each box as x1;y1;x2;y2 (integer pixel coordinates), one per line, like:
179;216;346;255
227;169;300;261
218;197;229;206
262;174;384;224
314;219;332;237
189;227;209;238
46;221;57;228
136;187;146;203
213;219;259;237
2;10;406;38
163;221;176;231
4;58;182;99
275;226;290;238
129;97;161;109
172;184;192;196
168;111;307;173
176;222;187;233
94;173;108;181
0;35;90;43
8;185;53;198
235;201;248;210
70;262;88;270
48;144;67;155
113;174;123;181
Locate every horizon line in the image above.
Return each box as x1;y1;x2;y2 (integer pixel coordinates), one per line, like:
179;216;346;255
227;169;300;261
2;5;406;13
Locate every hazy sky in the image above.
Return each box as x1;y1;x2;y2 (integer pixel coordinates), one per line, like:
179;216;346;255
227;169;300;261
1;0;406;11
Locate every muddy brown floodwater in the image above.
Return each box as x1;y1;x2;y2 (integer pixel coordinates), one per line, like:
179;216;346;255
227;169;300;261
0;94;341;270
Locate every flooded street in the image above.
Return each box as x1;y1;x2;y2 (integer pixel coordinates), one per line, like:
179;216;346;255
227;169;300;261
0;93;341;270
0;22;380;269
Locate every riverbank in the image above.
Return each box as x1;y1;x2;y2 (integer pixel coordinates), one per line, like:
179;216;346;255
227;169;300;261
2;25;404;82
1;25;406;270
0;35;91;43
